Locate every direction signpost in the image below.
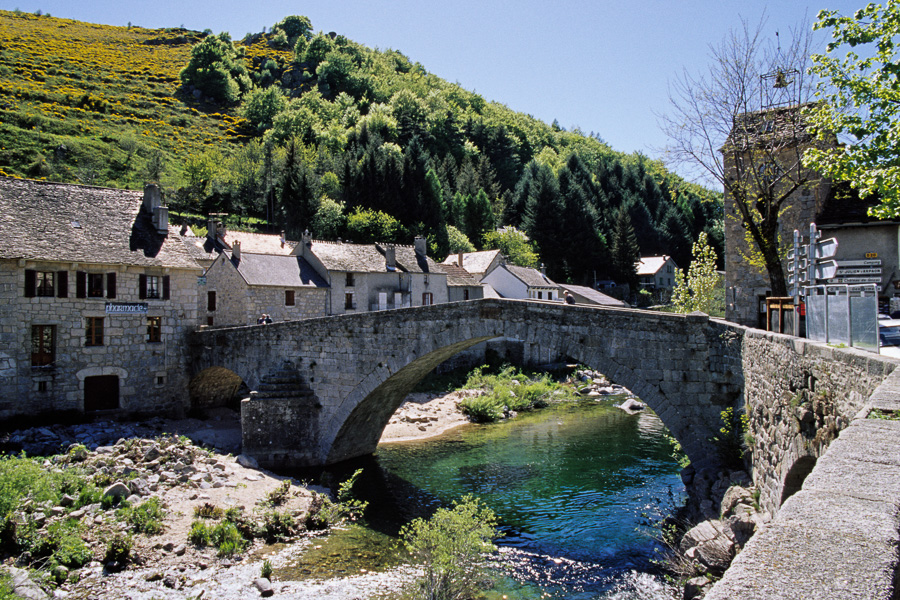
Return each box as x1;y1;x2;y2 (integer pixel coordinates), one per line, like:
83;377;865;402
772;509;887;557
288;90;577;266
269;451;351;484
786;223;838;336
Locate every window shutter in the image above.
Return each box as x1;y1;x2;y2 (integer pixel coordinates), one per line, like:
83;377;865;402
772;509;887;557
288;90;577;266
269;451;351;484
76;271;86;298
24;270;36;297
139;274;147;299
162;275;170;300
57;271;68;298
106;273;116;299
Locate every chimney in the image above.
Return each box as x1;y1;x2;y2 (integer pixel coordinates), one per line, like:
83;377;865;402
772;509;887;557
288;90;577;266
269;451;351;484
232;240;241;261
385;245;396;270
207;217;217;242
301;229;312;248
457;251;464;267
143;184;161;212
281;230;286;249
154;205;169;235
541;263;546;276
414;236;427;257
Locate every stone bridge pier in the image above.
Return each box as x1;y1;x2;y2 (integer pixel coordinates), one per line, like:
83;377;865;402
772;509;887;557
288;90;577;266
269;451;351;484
190;299;743;471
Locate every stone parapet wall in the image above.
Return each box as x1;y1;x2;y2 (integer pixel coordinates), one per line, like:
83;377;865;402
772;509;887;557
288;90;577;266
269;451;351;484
739;329;895;514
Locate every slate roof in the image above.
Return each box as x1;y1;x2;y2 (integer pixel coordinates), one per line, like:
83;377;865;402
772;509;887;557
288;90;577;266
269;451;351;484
560;284;627;307
390;244;443;275
505;264;558;288
305;240;444;274
306;241;388;272
637;256;673;277
442;249;502;276
0;177;199;270
227;231;296;255
228;252;328;288
436;262;480;287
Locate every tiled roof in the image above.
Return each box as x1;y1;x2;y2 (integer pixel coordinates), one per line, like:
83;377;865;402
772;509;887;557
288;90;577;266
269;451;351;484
230;253;328;288
306;241;388;272
637;256;671;276
506;264;558;288
560;284;627;306
436;262;480;286
0;177;199;270
442;249;501;275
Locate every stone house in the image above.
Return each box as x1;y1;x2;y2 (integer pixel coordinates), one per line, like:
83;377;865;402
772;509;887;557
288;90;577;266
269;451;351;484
294;234;448;314
436;261;484;302
441;249;503;280
723;104;834;326
481;263;561;301
0;177;202;420
201;244;328;327
637;256;679;292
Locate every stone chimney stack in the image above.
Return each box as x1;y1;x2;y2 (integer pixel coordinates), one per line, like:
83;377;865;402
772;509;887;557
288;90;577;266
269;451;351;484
457;251;464;267
207;217;217;242
232;240;241;261
143;184;168;235
414;236;427;257
541;263;546;276
385;245;397;270
281;230;286;249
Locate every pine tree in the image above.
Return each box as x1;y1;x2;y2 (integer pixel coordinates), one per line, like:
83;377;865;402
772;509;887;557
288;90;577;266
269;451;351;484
610;207;640;289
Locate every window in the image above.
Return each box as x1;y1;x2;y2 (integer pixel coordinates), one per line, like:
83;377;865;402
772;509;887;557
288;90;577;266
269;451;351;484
140;274;170;300
207;291;217;311
422;292;434;306
537;291;543;300
345;292;354;310
85;317;104;346
25;270;67;298
31;325;55;366
207;316;214;326
346;273;355;287
285;290;295;306
147;316;162;343
36;272;54;296
88;273;104;298
145;276;160;299
36;381;48;393
463;289;469;300
156;375;166;386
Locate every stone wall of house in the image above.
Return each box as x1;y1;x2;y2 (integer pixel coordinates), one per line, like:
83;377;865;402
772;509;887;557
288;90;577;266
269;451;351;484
1;259;200;420
200;255;249;327
245;287;327;324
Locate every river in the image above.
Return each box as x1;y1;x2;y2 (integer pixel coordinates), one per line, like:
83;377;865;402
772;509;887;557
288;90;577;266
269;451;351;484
288;397;686;599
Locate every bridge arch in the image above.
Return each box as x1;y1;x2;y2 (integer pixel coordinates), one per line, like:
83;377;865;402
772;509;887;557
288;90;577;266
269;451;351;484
190;299;742;470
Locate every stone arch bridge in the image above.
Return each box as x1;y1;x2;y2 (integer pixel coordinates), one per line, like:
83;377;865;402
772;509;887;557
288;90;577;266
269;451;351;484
190;298;744;470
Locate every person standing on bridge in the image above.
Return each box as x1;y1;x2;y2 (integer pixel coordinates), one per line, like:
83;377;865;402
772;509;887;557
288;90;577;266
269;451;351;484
565;291;575;305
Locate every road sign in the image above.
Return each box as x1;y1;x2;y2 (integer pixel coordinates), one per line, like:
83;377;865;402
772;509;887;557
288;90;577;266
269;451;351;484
815;260;838;280
836;259;881;267
814;238;838;259
836;267;882;276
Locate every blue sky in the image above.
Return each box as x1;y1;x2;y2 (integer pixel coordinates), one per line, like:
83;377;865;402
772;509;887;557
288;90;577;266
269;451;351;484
0;0;869;180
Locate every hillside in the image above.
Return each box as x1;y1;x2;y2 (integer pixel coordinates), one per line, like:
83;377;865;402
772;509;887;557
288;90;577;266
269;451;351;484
0;10;722;285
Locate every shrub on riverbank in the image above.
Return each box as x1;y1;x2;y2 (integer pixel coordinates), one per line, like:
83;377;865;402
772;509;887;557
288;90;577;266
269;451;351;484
401;495;498;600
458;365;565;423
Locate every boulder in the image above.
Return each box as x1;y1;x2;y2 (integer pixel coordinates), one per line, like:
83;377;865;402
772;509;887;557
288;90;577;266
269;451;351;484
617;399;646;414
683;576;711;600
254;577;274;597
236;454;259;469
680;519;735;573
102;482;131;501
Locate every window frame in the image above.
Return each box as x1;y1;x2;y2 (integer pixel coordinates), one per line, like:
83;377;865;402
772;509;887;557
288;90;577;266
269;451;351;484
31;325;55;366
145;275;160;299
285;290;295;306
422;292;434;306
87;273;104;298
35;272;54;297
85;317;104;347
344;292;354;310
147;316;162;343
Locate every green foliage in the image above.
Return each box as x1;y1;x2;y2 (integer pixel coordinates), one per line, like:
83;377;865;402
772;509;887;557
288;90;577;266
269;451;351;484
459;365;563;422
211;521;248;557
188;520;212;547
179;32;250;104
33;520;91;569
806;1;900;218
670;232;723;316
194;502;225;519
263;479;293;507
445;225;475;254
261;558;274;580
712;407;750;469
104;532;133;565
610;206;640;289
869;408;900;421
666;435;691;469
311;196;346;239
120;496;166;534
241;87;287;133
0;572;16;600
483;227;538;268
400;495;498;600
346;207;405;244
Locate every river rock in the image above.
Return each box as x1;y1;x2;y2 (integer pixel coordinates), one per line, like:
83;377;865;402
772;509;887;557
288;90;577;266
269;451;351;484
102;482;131;500
254;577;274;597
680;519;735;573
617;399;646;414
236;454;259;469
683;575;712;600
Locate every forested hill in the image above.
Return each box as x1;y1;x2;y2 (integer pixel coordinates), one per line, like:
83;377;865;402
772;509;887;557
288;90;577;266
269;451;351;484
0;10;722;285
